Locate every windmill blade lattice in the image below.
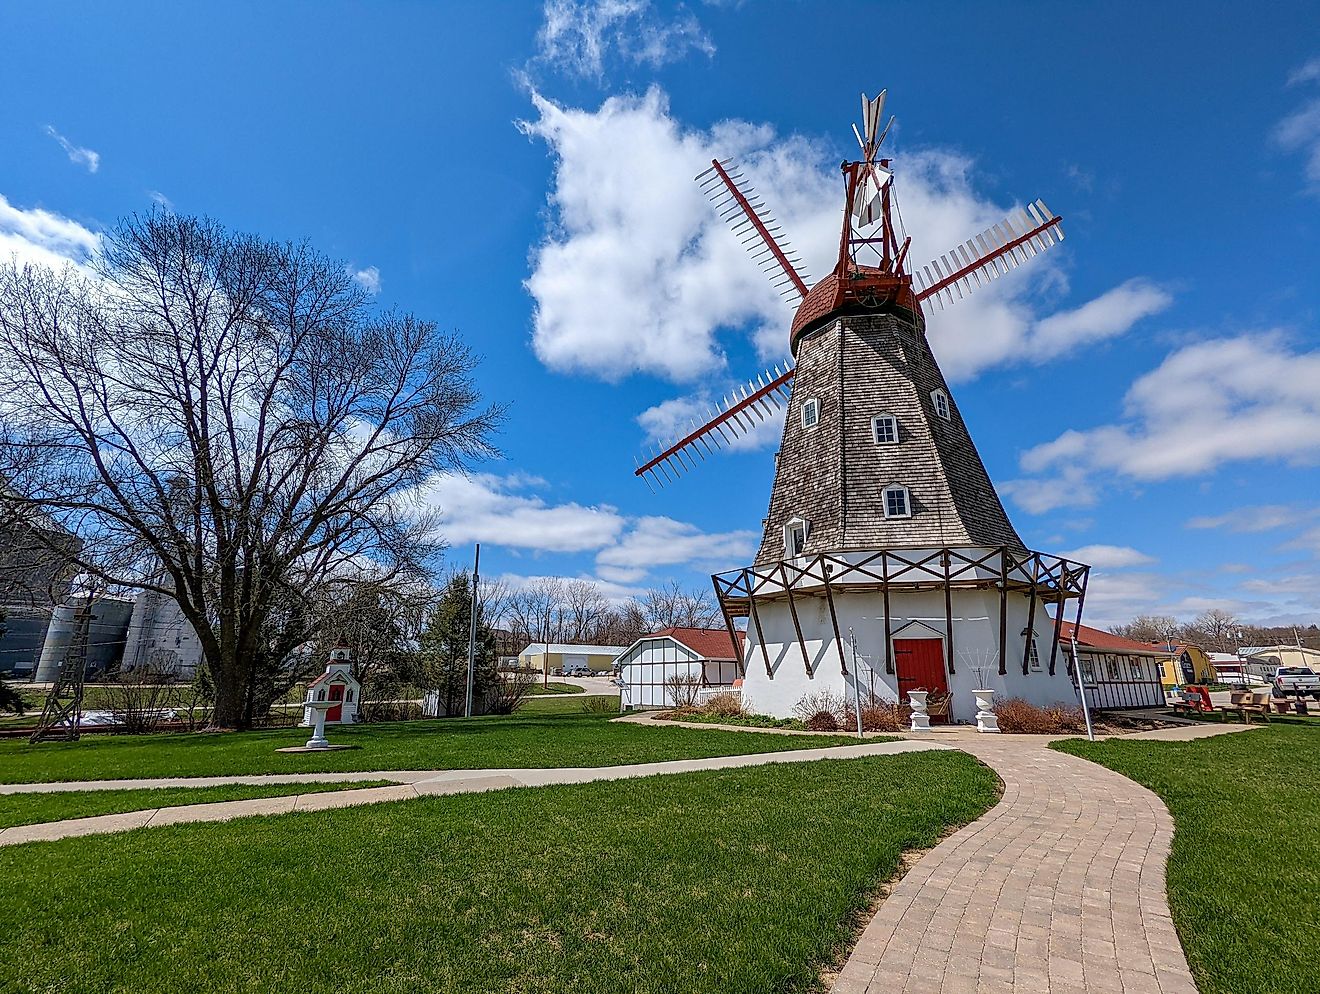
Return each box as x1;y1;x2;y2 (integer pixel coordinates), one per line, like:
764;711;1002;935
697;159;811;305
635;363;795;488
911;200;1064;310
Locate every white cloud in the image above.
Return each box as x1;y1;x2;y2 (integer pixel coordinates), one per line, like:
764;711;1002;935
1187;504;1319;533
1288;57;1320;87
351;265;381;295
1010;333;1320;510
536;0;714;79
1277;58;1320;190
1029;279;1171;360
1061;544;1156;568
418;472;626;552
0;193;100;272
148;190;173;209
595;515;756;583
43;125;100;173
414;471;757;585
521;87;1165;389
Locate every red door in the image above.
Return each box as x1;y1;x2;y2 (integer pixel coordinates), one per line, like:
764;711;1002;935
327;683;344;721
894;638;949;722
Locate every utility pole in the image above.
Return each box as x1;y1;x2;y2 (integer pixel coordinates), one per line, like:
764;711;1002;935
464;544;480;718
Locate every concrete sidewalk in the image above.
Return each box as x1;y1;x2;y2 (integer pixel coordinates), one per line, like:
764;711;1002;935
0;738;947;846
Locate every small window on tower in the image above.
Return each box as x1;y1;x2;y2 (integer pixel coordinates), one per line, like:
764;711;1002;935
931;388;951;421
882;485;911;519
801;398;820;429
784;516;809;556
872;414;898;444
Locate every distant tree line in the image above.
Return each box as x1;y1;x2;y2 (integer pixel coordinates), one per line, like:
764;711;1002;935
1110;609;1320;654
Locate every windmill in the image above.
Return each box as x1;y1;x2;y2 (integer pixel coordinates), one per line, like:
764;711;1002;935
635;89;1064;489
634;91;1095;722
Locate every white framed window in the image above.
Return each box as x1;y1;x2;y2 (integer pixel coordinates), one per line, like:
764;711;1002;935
784;516;809;556
931;388;950;421
872;414;898;444
801;397;820;429
882;485;911;519
1028;637;1041;671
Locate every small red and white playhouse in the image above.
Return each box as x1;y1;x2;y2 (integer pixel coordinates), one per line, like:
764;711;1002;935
301;645;361;726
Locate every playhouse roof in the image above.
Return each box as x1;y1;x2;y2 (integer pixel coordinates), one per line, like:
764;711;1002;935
649;627;745;661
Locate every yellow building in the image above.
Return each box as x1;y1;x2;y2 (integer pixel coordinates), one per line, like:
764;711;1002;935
1158;643;1216;688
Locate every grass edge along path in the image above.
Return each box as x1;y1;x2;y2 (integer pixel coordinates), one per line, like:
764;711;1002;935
1053;724;1320;994
0;751;998;994
0;712;857;784
0;781;392;831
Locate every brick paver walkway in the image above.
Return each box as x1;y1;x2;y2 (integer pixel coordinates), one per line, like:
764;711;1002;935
831;727;1254;994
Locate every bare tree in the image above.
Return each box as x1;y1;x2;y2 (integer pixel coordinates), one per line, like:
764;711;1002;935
1181;609;1241;653
0;212;501;729
1109;614;1181;645
641;580;720;630
505;577;567;646
562;578;611;642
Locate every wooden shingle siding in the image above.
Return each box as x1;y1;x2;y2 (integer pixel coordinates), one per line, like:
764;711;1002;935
755;310;1026;565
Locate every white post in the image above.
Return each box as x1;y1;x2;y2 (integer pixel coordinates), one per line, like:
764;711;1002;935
1070;637;1095;741
849;627;864;738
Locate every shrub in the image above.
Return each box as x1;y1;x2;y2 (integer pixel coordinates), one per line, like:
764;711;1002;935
580;696;619;714
859;700;911;732
664;674;701;708
804;710;840;732
992;697;1087;734
792;690;849;726
700;691;746;718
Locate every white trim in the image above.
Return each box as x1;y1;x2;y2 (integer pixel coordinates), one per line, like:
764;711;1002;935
882;484;911;519
930;388;951;421
872;413;898;444
801;397;820;429
784;515;809;556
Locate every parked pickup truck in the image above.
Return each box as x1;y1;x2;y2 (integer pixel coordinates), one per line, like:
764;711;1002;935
1268;666;1320;698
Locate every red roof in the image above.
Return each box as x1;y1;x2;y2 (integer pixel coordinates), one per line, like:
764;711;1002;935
651;626;745;661
1060;621;1168;655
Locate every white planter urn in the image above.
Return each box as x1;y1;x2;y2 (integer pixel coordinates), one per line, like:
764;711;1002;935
908;690;931;732
973;689;999;733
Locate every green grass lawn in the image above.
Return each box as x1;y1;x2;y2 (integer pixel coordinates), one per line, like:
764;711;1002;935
525;681;586;696
0;781;390;830
0;751;997;994
517;694;615;715
0;711;854;784
1055;725;1320;994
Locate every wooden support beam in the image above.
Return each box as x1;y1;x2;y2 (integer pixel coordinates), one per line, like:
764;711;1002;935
881;552;894;674
998;547;1009;677
712;575;746;679
781;563;813;677
943;549;956;674
746;588;774;679
821;569;848;676
1022;559;1039;677
1048;564;1069;676
1068;567;1090;676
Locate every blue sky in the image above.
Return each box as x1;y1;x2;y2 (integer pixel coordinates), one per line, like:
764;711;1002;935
3;0;1320;627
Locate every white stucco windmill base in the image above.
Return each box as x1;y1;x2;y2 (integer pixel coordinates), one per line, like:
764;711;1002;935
718;547;1089;724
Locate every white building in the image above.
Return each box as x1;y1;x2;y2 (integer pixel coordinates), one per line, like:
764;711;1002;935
516;643;626;676
617;627;744;710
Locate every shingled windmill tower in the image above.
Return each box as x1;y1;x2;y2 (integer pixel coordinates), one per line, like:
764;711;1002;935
636;91;1092;721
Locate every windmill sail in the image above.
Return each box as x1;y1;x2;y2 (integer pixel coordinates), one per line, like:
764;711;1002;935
697;159;811;304
911;200;1064;309
635;364;794;488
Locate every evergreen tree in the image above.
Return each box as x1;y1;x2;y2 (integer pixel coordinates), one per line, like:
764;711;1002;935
419;572;498;716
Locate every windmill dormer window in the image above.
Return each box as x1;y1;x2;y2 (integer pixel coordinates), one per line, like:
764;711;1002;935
882;485;911;519
872;414;898;444
801;398;820;429
784;516;809;556
931;389;951;421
